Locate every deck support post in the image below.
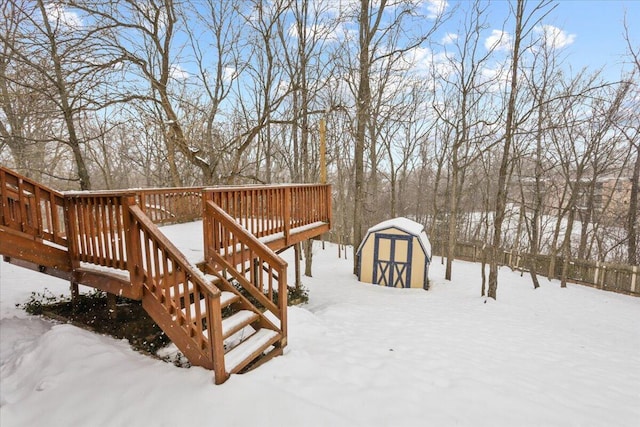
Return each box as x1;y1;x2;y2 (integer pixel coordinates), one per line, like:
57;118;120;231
107;292;117;320
70;280;79;311
294;243;302;289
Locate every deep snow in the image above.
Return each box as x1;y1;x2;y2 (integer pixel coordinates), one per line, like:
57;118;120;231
1;221;639;427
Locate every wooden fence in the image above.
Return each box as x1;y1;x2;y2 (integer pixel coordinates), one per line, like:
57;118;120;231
431;240;639;297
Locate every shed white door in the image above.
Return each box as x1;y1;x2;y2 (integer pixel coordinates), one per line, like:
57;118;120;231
372;233;413;288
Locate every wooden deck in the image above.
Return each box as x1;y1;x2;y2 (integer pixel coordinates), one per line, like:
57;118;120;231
0;166;331;384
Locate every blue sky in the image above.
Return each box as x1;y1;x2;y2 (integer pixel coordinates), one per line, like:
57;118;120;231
550;1;638;76
49;1;638;81
427;0;639;83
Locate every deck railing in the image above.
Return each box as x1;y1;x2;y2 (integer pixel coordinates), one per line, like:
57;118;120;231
290;184;332;229
65;192;131;270
205;184;331;244
0;167;67;246
136;187;203;225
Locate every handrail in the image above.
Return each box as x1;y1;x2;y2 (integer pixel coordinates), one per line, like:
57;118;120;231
127;202;226;380
0;166;67;246
127;203;221;298
204;200;288;343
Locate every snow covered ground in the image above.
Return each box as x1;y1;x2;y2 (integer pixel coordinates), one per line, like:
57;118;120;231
1;221;639;426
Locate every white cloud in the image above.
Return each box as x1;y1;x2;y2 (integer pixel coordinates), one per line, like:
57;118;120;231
441;32;458;45
223;67;237;82
485;29;512;52
45;3;83;29
534;25;576;49
170;64;189;80
480;61;509;86
403;45;456;82
425;0;449;19
287;21;341;44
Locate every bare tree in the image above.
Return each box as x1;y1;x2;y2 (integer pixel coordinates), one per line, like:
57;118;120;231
277;0;341;277
184;0;242;183
433;0;501;281
71;0;215;185
487;0;555;299
513;13;573;289
621;17;640;265
1;0;119;189
0;1;51;179
547;73;630;286
350;0;447;273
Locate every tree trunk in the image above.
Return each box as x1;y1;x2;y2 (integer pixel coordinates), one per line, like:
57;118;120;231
628;144;639;265
304;240;313;277
38;0;92;190
560;207;576;287
353;0;371;274
294;243;302;290
488;0;524;300
446;148;459;281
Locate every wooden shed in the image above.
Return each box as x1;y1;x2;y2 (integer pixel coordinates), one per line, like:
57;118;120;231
356;217;431;289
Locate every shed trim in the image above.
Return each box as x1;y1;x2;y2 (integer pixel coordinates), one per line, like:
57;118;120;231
372;233;413;288
356;225;431;262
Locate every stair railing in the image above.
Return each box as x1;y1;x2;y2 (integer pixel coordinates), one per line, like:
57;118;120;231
127;199;227;383
64;192;227;382
203;200;288;346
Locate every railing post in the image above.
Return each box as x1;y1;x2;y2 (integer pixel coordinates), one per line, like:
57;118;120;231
63;196;81;306
279;263;288;347
0;170;9;228
137;190;146;215
204;195;210;262
284;187;291;246
207;295;228;385
123;195;143;299
326;184;332;228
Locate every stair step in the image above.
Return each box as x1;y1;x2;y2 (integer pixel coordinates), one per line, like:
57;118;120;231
220;291;239;308
222;310;260;339
225;329;281;374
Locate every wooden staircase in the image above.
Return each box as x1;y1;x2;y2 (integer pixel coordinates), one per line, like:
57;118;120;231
0;166;331;384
